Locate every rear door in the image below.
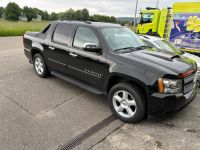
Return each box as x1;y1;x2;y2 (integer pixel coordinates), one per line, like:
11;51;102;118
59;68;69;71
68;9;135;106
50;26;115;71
45;23;74;74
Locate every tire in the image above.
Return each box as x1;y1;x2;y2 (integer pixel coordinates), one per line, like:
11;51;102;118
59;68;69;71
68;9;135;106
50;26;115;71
33;53;49;78
108;82;145;123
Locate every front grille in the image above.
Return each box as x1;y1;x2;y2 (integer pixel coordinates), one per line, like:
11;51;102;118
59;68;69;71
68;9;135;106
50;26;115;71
184;73;195;84
183;71;197;94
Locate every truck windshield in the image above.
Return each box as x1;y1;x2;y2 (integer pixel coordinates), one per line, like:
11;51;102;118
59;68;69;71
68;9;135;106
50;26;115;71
154;40;183;55
101;27;145;52
141;13;154;24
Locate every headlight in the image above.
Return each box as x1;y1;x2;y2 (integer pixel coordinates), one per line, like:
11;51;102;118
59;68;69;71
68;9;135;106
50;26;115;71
158;78;182;94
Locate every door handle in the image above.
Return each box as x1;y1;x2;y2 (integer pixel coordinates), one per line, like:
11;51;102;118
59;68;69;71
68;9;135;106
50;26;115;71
69;52;78;57
48;46;55;50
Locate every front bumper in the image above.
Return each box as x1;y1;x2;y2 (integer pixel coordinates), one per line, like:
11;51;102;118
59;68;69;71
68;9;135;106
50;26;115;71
148;85;198;115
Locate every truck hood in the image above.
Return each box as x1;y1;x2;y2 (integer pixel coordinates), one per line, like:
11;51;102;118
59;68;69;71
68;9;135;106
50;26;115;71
121;49;196;74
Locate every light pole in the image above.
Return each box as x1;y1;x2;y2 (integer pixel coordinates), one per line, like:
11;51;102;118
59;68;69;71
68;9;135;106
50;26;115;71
134;0;139;32
156;0;159;8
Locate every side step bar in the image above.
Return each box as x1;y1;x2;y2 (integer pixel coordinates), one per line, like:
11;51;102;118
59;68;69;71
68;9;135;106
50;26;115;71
51;71;104;95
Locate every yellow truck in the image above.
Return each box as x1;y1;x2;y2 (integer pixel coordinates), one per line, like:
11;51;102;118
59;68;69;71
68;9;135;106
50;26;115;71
137;2;200;55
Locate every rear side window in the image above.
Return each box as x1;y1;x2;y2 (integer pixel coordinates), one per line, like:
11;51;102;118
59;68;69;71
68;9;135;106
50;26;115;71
53;23;74;46
73;26;99;49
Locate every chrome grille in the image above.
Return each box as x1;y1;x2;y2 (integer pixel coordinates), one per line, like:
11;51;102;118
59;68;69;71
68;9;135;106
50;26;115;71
184;73;195;84
183;71;197;94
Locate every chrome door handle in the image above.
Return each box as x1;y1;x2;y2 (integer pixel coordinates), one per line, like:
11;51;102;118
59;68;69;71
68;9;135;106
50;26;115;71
48;46;55;50
69;52;78;57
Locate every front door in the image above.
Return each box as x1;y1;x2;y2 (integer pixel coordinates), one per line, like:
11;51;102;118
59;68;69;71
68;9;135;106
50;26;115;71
66;26;109;89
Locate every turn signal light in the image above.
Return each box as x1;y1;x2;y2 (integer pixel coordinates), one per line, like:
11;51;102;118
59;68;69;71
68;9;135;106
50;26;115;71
158;78;164;93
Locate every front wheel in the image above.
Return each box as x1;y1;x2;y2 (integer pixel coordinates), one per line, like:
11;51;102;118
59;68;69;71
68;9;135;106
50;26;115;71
108;82;145;123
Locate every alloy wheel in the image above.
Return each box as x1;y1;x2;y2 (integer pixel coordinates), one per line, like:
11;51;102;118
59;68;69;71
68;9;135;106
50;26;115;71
35;57;44;75
112;90;137;118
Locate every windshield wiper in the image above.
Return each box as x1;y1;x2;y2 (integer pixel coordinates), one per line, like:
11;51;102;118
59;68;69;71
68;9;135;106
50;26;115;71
114;47;137;53
135;45;152;50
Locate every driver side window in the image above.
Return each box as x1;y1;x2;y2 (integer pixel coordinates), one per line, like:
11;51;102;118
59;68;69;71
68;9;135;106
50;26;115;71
141;13;154;24
73;26;99;49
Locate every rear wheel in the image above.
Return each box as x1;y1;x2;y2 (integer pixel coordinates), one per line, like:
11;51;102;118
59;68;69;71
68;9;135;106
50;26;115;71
33;53;49;78
108;82;145;123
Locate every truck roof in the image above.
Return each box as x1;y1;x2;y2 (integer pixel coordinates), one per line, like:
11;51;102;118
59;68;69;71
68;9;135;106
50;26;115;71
53;20;122;28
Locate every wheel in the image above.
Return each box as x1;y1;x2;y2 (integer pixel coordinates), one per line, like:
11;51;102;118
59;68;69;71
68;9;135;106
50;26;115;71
108;82;145;123
33;53;49;78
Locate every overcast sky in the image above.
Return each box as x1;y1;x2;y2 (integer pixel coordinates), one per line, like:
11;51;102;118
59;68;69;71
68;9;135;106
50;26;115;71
0;0;200;17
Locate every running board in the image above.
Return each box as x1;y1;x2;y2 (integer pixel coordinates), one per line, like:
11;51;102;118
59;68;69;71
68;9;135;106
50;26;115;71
51;71;104;95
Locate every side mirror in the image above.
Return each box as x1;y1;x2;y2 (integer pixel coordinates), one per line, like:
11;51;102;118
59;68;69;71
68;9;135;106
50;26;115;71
139;18;143;25
82;43;101;53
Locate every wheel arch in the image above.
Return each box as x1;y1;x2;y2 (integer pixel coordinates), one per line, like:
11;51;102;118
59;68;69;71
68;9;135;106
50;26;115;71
31;47;44;60
106;73;148;96
106;73;149;118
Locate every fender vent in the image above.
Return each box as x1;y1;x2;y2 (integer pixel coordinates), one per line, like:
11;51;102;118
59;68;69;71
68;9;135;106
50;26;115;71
171;55;181;59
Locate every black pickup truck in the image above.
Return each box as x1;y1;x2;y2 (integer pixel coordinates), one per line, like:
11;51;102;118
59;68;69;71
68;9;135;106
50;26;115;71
23;21;198;123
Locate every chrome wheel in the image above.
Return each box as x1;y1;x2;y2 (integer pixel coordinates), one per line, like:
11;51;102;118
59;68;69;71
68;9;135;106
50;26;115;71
113;90;137;118
34;57;44;75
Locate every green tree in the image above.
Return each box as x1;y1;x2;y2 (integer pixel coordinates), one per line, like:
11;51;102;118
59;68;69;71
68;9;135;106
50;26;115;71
81;9;89;20
50;12;57;21
74;9;89;20
91;15;116;23
32;8;49;20
110;16;117;23
74;10;83;20
33;8;41;15
5;2;21;21
23;6;37;21
0;7;4;18
57;12;66;20
65;9;75;20
89;16;95;21
39;10;49;20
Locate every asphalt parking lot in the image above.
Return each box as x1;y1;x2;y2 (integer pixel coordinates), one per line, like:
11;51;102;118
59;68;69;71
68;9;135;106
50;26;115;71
0;36;200;150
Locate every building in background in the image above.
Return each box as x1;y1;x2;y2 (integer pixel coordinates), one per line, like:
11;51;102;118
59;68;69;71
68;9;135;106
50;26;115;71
34;15;42;21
